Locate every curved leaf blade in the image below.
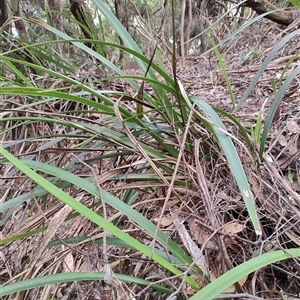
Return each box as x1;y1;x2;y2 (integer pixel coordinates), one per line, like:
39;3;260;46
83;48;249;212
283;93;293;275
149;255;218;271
191;96;261;235
190;248;300;300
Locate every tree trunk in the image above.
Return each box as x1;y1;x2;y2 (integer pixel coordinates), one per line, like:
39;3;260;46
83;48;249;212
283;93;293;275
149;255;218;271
0;0;8;31
69;0;96;50
180;0;186;62
185;0;193;57
45;0;63;54
114;0;124;62
11;0;29;41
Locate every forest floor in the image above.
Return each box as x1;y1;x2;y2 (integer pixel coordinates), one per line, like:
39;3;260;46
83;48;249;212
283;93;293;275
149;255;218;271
2;19;300;300
121;20;300;299
176;22;300;299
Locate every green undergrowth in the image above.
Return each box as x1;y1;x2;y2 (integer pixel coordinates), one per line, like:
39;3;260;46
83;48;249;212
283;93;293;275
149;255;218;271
1;1;300;299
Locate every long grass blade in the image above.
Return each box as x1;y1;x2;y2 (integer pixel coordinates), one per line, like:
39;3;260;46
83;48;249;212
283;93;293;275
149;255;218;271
191;96;261;235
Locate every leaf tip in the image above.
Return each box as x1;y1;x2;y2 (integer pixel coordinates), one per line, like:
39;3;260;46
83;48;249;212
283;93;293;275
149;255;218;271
255;229;262;236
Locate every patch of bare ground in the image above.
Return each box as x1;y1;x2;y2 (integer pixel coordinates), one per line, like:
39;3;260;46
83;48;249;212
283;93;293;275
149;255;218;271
1;20;300;300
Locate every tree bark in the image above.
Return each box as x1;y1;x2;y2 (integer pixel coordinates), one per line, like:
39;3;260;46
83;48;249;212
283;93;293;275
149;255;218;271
45;0;63;54
69;0;96;50
114;0;124;62
180;0;186;62
0;0;8;31
11;0;29;41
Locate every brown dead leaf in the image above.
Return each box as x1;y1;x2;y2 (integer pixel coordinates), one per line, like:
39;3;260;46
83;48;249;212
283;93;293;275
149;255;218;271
153;214;178;227
249;175;260;195
288;144;298;155
187;218;218;250
285;231;300;247
185;274;206;295
174;218;210;278
63;250;75;273
29;204;73;267
287;120;300;134
276;155;291;168
223;222;244;235
278;135;287;147
104;264;135;299
217;191;240;203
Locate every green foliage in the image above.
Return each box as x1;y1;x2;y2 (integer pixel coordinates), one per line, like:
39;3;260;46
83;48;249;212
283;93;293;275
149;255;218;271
190;248;300;300
191;97;261;234
260;65;300;158
250;110;263;144
235;31;300;160
235;30;300;112
211;38;235;109
1;1;300;299
0;148;198;289
287;0;300;7
0;272;173;296
242;47;259;64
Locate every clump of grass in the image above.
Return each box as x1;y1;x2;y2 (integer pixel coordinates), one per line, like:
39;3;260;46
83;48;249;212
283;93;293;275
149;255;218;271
1;1;300;299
